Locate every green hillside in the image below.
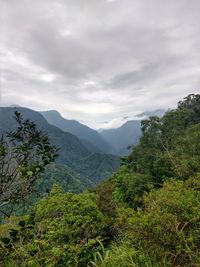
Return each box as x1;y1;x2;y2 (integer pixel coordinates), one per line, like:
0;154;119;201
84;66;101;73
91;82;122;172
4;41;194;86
1;94;200;266
0;107;119;192
41;110;116;154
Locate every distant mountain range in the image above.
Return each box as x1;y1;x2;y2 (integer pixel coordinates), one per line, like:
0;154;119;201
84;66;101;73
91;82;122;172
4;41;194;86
100;109;166;155
40;109;166;156
41;110;116;154
101;120;142;155
98;109;166;131
0;107;120;194
4;106;166;160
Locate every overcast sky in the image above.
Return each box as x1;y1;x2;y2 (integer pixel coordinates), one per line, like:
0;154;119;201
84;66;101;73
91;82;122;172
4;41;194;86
0;0;200;128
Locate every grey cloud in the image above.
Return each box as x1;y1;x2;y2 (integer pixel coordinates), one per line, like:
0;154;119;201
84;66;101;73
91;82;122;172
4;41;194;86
107;55;190;90
1;0;200;128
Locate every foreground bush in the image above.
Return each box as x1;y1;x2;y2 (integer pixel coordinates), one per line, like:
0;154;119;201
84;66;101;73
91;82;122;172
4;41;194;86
0;186;108;267
124;175;200;266
90;243;160;267
92;175;200;267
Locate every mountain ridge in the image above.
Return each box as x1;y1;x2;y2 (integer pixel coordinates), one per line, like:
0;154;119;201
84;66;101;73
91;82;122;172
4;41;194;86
41;110;116;155
0;107;120;190
100;109;166;155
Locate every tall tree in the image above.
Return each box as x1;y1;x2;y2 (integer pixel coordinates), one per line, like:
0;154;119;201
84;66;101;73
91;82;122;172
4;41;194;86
178;93;200;123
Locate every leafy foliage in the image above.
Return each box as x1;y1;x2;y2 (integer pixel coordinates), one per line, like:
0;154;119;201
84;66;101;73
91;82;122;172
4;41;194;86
124;176;200;266
0;187;108;266
114;94;200;208
90;243;160;267
0;111;57;216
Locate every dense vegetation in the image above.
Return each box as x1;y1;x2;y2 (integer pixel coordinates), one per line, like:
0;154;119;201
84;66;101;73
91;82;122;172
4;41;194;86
0;111;57;217
0;107;120;196
0;94;200;266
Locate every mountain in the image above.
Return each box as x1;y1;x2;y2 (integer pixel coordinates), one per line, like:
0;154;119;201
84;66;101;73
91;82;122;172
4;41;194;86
101;120;142;155
40;110;116;154
100;109;166;155
0;107;120;191
98;109;166;131
0;107;89;164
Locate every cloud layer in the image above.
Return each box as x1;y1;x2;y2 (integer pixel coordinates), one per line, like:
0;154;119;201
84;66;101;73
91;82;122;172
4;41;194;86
1;0;200;128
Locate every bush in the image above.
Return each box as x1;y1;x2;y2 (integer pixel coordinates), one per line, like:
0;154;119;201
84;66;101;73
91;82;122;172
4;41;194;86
125;175;200;266
0;186;109;267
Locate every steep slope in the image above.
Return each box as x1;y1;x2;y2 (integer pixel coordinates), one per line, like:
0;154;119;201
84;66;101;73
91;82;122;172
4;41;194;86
101;109;166;155
101;120;142;155
39;163;95;193
0;107;89;166
0;107;119;188
75;153;120;184
80;138;102;153
41;110;116;154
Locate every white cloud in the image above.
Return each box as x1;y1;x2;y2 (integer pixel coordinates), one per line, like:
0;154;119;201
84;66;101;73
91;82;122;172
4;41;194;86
40;74;56;82
98;116;141;130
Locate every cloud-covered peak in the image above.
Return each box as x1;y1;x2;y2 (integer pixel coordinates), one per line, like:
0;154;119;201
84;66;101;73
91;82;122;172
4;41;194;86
97;109;166;130
98;117;131;131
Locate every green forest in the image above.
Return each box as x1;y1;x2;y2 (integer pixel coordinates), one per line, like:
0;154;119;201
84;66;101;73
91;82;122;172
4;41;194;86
0;94;200;266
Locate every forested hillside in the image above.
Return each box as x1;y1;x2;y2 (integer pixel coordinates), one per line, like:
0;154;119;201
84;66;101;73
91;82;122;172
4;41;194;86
41;110;116;154
0;94;200;266
0;107;119;195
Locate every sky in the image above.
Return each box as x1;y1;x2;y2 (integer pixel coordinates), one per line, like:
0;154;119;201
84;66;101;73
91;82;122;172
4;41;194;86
0;0;200;129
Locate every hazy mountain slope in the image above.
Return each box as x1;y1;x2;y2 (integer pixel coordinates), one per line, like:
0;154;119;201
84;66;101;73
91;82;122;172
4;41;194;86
0;107;119;187
41;110;116;154
101;120;142;155
101;109;166;155
39;163;95;193
0;107;90;165
79;138;102;153
75;153;120;184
